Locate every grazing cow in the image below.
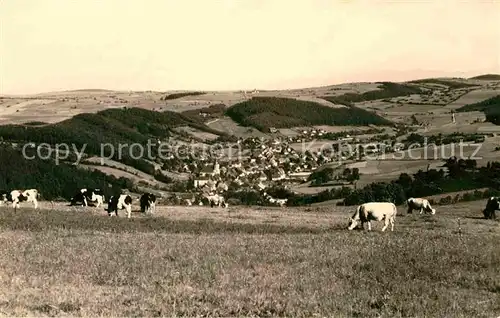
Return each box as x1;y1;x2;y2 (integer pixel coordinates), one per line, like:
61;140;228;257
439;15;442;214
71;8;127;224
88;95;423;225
483;197;499;219
348;202;397;232
275;198;287;207
106;194;133;218
70;188;104;207
140;193;156;214
8;189;39;209
0;190;8;205
207;194;227;208
406;197;436;215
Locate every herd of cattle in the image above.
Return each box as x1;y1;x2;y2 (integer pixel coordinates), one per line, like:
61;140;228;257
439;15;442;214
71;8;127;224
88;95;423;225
0;188;155;218
0;188;228;218
0;189;499;228
348;196;498;231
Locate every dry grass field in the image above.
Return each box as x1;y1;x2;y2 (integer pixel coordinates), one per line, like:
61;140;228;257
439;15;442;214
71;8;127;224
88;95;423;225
0;201;498;317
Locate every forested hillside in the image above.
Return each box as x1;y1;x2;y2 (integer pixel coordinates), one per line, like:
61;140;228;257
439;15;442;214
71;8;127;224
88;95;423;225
322;82;423;106
0;107;222;155
456;95;500;125
225;97;392;132
0;144;134;200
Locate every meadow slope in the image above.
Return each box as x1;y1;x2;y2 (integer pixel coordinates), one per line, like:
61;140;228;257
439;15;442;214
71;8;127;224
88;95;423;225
0;201;498;317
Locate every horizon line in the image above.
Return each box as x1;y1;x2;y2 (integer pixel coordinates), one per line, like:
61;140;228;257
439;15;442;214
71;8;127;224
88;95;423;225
1;72;498;97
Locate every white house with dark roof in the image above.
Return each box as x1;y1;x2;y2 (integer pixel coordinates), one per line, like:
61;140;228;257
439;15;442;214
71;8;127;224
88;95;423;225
199;161;220;177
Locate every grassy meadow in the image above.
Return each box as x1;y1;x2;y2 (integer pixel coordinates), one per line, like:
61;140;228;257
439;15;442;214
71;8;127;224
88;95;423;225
0;201;498;317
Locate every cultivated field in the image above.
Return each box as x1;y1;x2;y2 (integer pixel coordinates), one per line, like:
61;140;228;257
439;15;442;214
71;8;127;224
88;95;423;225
0;201;498;317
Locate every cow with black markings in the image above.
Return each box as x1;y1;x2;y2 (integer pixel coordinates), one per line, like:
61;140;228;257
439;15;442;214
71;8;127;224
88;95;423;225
6;189;40;209
483;196;499;220
106;194;133;218
70;188;105;208
140;192;156;214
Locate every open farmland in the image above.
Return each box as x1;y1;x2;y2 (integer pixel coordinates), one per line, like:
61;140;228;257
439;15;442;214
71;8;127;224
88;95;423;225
0;201;498;317
444;89;500;111
0;76;500;317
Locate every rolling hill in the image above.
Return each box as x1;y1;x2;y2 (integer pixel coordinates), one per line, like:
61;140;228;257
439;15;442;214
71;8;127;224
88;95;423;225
455;95;500;113
321;82;423;105
0;76;498;201
0;107;223;155
469;74;500;80
455;95;500;125
408;78;480;89
225;96;392;132
0;144;134;200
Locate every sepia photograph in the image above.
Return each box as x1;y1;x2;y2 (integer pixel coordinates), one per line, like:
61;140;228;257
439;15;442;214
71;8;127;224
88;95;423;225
1;0;499;316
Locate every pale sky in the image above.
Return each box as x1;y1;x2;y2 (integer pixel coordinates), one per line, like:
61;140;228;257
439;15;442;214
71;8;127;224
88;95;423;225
1;0;499;94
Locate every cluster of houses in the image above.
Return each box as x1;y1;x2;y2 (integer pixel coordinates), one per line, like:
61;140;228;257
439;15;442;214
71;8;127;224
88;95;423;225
160;128;404;205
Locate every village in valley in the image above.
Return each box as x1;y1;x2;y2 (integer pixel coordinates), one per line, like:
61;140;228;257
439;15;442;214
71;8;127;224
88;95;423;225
147;126;389;206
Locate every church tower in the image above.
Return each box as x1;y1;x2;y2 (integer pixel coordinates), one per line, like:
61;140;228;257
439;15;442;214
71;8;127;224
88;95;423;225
213;161;220;175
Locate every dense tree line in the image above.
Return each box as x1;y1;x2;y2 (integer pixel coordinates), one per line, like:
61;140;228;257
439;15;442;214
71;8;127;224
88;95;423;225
320;128;383;140
181;104;226;122
403;132;486;146
456;95;500;113
0;107;222;156
308;167;360;186
0;144;134;201
321;82;423;106
469;74;500;80
341;157;500;205
225;97;392;132
161;91;206;100
287;157;500;207
0;108;225;177
409;79;479;89
455;95;500;126
485;111;500;125
437;188;499;206
287;187;354;206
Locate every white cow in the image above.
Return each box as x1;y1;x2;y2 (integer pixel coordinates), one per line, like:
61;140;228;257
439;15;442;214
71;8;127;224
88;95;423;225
9;189;39;209
262;192;287;207
206;194;228;208
406;197;436;215
275;198;287;207
348;202;397;232
0;191;8;205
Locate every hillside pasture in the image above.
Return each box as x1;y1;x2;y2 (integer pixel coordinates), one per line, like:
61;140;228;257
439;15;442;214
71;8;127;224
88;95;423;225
206;117;268;138
78;164;166;189
0;201;498;317
373;137;499;162
173;126;220;141
291;182;351;195
444;89;500;111
359;101;441;114
386;87;476;106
